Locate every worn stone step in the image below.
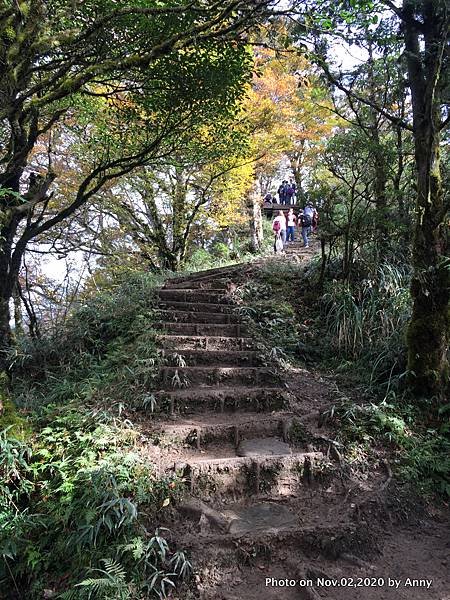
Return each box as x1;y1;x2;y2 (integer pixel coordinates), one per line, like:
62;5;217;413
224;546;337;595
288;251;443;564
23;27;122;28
152;411;295;448
154;386;289;413
159;366;282;388
177;451;323;498
159;300;234;314
158;289;232;304
161;349;261;367
157;310;240;324
158;335;255;352
159;322;244;337
177;509;355;554
179;498;300;537
166;264;244;285
165;279;230;290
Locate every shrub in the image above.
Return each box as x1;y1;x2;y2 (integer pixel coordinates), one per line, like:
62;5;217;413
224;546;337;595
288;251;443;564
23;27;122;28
0;404;186;598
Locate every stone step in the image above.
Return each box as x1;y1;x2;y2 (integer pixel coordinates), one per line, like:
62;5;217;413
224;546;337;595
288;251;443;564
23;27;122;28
165;265;244;287
159;300;234;314
154;386;289;413
157;310;240;324
179;498;300;537
165;280;230;290
152;411;295;448
159;322;244;337
158;335;255;352
158;289;231;304
177;507;354;553
161;349;261;367
177;451;323;498
159;366;282;388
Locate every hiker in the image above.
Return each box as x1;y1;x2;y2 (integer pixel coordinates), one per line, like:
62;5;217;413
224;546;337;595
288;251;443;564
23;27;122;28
286;207;296;243
264;192;274;203
300;203;314;248
278;180;288;204
289;179;297;203
285;184;295;205
272;210;286;253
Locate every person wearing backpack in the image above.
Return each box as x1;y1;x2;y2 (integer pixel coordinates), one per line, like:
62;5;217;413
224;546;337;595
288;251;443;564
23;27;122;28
277;182;286;205
272;210;286;253
285;184;295;205
300;204;313;248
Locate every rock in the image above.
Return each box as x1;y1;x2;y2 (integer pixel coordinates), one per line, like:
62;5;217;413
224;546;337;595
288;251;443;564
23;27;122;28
227;502;297;534
236;437;291;457
178;497;229;532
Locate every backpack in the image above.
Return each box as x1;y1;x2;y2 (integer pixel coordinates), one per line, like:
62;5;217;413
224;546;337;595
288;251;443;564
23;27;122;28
301;213;312;227
273;219;281;232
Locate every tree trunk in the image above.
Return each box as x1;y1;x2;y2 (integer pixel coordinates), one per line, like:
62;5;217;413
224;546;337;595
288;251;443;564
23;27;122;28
370;123;389;254
406;124;449;397
404;0;449;398
0;211;22;371
290;152;306;205
367;45;389;255
170;166;188;271
0;289;12;365
247;181;263;252
393;125;409;245
319;237;327;290
13;284;24;337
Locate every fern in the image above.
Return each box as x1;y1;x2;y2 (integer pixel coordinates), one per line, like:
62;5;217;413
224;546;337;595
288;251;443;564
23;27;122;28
72;558;129;600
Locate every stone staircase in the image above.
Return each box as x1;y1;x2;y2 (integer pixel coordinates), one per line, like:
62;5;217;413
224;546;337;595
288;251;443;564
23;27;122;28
148;255;354;599
151;261;326;506
141;249;447;600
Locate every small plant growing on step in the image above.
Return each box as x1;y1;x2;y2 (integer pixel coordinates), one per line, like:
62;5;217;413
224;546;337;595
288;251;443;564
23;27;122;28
169;550;192;581
268;346;289;370
142;393;158;412
171;370;190;389
172;353;187;367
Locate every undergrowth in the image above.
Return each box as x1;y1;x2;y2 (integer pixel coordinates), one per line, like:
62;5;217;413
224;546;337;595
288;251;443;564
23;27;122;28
183;219;275;274
10;272;165;412
235;255;450;499
2;272;191;599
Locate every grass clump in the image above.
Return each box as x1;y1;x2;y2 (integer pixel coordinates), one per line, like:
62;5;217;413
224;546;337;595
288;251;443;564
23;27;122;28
11;272;165;412
317;263;411;392
232;260;316;362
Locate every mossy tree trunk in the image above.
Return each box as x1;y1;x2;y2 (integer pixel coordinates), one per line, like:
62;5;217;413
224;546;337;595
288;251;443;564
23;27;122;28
403;0;449;398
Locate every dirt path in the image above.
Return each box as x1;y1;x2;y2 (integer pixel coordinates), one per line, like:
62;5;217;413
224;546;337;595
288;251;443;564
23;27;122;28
140;241;449;600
